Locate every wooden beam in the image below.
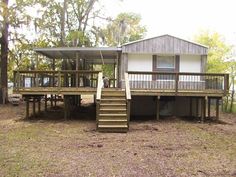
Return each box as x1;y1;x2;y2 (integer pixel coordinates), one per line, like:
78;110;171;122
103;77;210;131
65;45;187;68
33;97;36;117
38;97;41;113
54;95;57;107
216;98;220;120
50;95;53;108
64;96;68;120
26;97;29;119
45;95;47;111
156;96;160;120
196;98;199;118
201;97;205;123
190;97;192;117
75;52;80;87
208;97;211;118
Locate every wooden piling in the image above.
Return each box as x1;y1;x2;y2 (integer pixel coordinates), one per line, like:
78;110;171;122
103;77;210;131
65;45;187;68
54;95;57;107
196;98;199;118
50;94;53;108
201;97;206;123
156;96;160;120
190;97;192;117
216;98;220;120
33;97;36;117
45;95;47;111
26;97;29;119
38;97;41;113
208;98;211;118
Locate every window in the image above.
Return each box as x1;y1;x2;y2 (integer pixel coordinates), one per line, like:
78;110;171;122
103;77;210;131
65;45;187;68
156;56;175;69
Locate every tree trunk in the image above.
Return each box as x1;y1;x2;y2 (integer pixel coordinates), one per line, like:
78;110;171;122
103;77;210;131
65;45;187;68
60;0;67;47
0;0;9;104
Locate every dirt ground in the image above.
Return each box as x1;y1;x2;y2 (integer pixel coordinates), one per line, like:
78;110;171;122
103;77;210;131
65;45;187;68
0;97;236;177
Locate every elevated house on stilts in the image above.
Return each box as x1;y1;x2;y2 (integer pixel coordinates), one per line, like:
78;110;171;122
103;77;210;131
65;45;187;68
13;35;229;132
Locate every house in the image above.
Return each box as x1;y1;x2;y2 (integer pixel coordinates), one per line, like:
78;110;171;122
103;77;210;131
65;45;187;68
13;34;229;132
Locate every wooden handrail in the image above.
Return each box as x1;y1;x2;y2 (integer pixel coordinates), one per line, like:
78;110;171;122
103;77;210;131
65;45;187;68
125;73;131;100
96;72;103;100
127;71;227;77
13;70;101;74
127;71;229;95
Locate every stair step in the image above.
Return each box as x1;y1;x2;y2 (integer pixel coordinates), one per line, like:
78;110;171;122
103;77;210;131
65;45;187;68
100;103;126;106
98;124;127;128
97;88;129;133
100;109;126;114
98;119;128;126
99;113;127;117
99;119;127;122
102;95;126;99
101;99;126;104
102;88;123;91
100;104;126;109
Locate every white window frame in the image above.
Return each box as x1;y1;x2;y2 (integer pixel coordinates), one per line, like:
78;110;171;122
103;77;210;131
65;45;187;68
156;55;175;69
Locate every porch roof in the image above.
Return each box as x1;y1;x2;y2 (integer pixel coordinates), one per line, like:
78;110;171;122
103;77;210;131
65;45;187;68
34;47;122;64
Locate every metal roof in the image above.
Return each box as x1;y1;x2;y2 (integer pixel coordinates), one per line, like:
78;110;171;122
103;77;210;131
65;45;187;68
34;47;122;60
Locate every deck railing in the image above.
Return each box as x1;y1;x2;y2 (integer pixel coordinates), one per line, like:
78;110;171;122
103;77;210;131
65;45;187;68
127;71;229;95
13;70;100;90
124;73;131;127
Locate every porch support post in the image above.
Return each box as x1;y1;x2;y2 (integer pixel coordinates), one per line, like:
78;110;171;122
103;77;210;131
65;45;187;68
33;97;36;117
50;95;53;108
26;97;29;119
190;97;192;117
38;97;41;114
120;53;128;88
78;95;81;108
54;95;57;107
156;96;160;120
45;95;47;111
64;96;68;120
75;52;80;87
117;52;121;88
216;98;220;120
208;97;211;118
196;98;199;118
201;97;206;123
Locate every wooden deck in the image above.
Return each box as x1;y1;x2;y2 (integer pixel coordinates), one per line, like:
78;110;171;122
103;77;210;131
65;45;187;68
13;70;99;95
13;87;97;95
127;71;229;97
13;70;229;97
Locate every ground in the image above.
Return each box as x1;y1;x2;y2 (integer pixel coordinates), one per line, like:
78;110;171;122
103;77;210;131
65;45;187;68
0;97;236;177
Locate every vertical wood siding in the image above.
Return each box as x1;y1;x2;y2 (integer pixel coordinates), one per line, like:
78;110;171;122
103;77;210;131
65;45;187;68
122;35;207;55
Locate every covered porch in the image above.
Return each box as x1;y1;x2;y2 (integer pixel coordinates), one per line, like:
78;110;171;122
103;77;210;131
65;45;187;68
13;47;122;95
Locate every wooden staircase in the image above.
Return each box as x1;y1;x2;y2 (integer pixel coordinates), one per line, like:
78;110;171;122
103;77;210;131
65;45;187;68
97;88;129;132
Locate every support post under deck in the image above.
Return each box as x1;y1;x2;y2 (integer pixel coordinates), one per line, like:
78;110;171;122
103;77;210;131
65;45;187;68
201;97;206;123
38;97;41;114
216;98;220;120
208;98;211;118
156;96;160;120
33;97;36;117
190;97;192;117
45;95;47;111
26;97;29;119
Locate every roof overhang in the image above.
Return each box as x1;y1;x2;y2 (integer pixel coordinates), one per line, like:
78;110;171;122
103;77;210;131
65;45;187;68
34;47;122;64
